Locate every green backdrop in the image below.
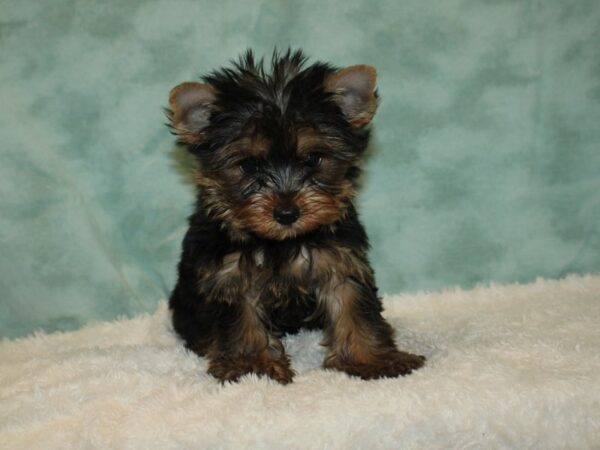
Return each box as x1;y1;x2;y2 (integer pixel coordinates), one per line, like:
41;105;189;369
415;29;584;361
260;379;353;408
1;0;599;338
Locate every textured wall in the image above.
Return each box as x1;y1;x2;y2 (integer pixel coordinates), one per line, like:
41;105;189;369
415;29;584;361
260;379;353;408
1;0;599;337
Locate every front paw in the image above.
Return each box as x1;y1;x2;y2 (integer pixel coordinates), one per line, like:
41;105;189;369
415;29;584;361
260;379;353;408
324;350;425;380
256;354;295;385
208;352;295;385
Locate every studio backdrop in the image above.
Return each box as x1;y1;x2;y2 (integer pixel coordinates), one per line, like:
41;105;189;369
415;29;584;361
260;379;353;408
1;0;599;337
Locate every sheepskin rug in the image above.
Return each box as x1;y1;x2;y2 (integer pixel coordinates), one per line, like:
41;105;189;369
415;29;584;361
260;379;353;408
1;275;600;449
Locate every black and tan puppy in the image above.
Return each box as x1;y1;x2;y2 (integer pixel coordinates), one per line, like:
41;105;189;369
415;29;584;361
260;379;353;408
167;50;424;384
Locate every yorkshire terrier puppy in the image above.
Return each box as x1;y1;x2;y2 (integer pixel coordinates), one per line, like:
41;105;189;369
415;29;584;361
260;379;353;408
167;50;425;384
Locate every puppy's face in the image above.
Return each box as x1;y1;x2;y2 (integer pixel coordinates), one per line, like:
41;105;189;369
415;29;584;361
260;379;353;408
168;52;378;240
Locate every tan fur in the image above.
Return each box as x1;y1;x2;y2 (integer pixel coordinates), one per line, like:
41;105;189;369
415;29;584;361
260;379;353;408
221;135;271;158
295;128;347;157
229;183;355;241
235;295;269;353
319;275;379;364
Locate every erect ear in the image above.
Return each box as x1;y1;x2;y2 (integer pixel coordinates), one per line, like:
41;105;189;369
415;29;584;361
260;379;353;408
168;82;217;144
324;65;378;127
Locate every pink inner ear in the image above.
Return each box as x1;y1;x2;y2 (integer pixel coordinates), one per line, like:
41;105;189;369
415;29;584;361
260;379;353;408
325;65;377;97
170;82;216;112
168;82;217;142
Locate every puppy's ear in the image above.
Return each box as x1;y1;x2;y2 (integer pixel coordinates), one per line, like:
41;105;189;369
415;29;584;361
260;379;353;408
168;82;217;144
324;65;378;127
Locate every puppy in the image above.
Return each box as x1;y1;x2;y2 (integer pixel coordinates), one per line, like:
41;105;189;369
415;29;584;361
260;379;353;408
167;50;424;384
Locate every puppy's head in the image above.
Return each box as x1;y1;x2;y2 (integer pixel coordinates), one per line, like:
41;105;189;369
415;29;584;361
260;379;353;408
167;50;378;240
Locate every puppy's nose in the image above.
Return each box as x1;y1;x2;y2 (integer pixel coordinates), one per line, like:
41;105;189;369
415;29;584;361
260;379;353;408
273;205;300;225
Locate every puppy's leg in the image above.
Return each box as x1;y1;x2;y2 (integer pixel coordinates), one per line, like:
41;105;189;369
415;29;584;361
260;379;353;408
318;264;425;380
206;295;295;384
200;254;294;384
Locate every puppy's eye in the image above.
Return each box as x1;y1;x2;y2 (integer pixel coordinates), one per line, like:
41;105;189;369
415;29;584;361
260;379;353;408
240;158;260;175
305;152;322;168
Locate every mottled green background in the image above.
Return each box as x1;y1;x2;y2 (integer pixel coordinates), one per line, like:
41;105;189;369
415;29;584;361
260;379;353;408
1;0;599;338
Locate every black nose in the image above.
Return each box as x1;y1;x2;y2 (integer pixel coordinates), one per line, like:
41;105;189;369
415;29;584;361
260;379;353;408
273;205;300;225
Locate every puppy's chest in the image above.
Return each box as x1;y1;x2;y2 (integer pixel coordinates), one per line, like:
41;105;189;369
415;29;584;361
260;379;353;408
230;245;317;283
256;245;313;277
199;244;342;292
196;242;365;305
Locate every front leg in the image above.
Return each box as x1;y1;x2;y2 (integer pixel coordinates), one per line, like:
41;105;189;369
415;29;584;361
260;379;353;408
206;297;295;385
202;253;295;385
316;251;425;379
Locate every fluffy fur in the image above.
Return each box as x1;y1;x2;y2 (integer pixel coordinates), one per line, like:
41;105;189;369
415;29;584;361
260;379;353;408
2;275;600;448
167;50;424;383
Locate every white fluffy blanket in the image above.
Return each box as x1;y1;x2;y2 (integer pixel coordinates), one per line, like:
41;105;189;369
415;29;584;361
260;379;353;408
2;275;600;449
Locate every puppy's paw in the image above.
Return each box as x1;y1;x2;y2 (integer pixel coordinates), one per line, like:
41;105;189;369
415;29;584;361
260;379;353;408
257;354;295;385
208;352;295;385
207;355;252;383
325;350;425;380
